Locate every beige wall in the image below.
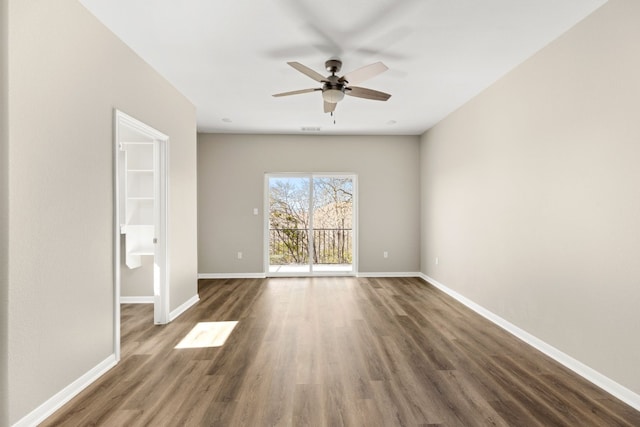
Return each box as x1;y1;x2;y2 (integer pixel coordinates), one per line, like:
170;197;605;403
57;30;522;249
198;134;420;275
421;0;640;395
7;0;197;423
1;0;8;423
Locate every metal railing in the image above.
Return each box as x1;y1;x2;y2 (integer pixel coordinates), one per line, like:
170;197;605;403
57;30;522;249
269;228;352;265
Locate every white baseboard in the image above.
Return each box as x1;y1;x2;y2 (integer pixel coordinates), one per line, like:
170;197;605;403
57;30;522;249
169;294;200;322
419;273;640;412
120;296;153;304
198;273;267;279
12;355;117;427
199;272;422;279
357;271;421;278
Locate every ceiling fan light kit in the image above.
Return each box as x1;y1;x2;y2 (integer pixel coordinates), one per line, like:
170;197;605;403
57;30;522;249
322;88;345;103
273;59;391;114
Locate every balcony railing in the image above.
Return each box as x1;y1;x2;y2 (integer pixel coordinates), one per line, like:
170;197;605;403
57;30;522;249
269;228;352;265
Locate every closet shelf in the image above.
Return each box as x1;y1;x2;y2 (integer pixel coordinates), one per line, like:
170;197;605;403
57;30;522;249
129;250;154;256
120;142;155;270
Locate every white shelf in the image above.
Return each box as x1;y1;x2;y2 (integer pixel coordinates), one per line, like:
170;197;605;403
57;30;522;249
124;225;154;266
129;250;154;256
120;141;156;269
121;224;154;233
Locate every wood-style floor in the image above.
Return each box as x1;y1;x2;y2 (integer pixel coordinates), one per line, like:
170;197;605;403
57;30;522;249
42;277;640;426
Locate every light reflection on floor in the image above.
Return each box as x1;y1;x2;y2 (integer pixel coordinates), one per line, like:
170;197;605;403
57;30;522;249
175;321;238;349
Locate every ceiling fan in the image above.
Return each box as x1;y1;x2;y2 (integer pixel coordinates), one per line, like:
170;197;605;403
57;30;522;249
273;59;391;113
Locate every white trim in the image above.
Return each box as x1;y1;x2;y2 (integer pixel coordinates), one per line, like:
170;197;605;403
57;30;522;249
12;355;117;427
112;111;122;361
267;272;356;278
153;135;170;325
169;294;200;322
120;296;154;304
263;174;271;275
419;273;640;412
357;271;422;278
352;176;359;274
113;109;171;359
198;273;267;279
198;272;423;279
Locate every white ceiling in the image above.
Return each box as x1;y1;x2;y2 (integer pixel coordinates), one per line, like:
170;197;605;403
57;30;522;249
79;0;606;136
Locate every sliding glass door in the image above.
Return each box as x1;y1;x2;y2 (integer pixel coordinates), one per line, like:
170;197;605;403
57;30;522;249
268;175;311;274
266;174;356;276
311;176;353;273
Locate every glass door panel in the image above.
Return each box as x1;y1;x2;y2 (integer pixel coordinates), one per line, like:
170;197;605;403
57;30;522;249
311;177;353;273
268;176;311;274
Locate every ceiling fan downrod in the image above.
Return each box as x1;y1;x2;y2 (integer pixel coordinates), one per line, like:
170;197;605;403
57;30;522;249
325;59;343;75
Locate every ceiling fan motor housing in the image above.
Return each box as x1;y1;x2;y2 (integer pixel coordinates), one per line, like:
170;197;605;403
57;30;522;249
325;59;342;74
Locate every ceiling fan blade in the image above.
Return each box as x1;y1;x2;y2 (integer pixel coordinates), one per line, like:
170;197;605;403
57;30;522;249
272;88;319;97
324;101;337;113
287;62;326;82
346;86;391;101
340;61;388;85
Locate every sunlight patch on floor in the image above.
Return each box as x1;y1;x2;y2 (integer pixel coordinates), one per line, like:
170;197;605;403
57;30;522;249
175;321;238;349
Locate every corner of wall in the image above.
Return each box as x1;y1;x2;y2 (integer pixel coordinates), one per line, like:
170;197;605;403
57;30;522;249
0;0;9;423
418;129;430;275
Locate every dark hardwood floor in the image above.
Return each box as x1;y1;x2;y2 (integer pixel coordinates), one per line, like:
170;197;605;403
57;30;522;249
42;277;640;426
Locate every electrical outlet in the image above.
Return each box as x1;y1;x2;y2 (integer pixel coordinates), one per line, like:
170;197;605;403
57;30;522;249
253;208;259;215
435;257;439;265
383;251;388;259
237;251;243;259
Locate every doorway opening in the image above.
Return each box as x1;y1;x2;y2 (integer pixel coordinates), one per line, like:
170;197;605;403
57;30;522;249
114;110;169;360
265;173;357;276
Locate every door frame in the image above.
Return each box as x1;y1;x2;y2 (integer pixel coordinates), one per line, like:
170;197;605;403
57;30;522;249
113;109;170;361
264;172;358;277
